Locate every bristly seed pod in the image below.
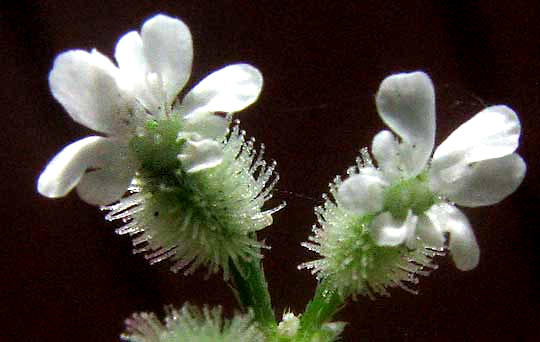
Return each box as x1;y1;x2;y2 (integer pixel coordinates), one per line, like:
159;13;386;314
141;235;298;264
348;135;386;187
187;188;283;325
122;303;265;342
104;119;285;279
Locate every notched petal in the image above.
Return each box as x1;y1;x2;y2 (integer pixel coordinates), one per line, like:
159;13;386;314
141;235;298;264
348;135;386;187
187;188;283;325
375;71;436;176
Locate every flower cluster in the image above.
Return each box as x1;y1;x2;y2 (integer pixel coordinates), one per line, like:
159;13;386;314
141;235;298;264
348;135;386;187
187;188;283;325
37;14;283;278
122;304;265;342
302;71;525;297
36;11;527;340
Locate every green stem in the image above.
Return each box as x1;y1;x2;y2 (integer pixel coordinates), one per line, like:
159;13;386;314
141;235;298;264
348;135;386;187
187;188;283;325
299;280;344;337
230;257;276;331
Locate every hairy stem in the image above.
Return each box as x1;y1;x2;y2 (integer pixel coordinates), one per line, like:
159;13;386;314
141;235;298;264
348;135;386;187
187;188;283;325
230;256;276;332
299;280;344;337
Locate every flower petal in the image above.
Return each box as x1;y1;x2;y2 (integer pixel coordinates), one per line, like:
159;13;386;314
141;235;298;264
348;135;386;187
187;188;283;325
375;71;436;176
425;203;479;271
141;14;193;107
178;139;224;173
183;112;228;140
49;50;134;135
336;169;387;216
372;130;401;180
37;136;115;198
431;153;526;207
76;167;135;205
431;105;521;177
75;141;136;205
114;31;160;111
181;64;263;117
415;214;446;249
370;211;418;247
115;31;146;81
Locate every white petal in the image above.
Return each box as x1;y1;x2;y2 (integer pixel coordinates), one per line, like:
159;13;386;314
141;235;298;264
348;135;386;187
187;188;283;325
37;137;115;198
181;64;263;117
75;141;136;205
184;112;228;140
115;31;147;80
336;169;387;215
375;71;436;176
141;14;192;106
90;49;122;77
114;31;159;111
370;211;418;247
431;105;521;178
415;214;446;249
49;50;134;135
372;130;401;180
431;153;526;207
178;139;224;173
425;203;480;270
76;167;135;205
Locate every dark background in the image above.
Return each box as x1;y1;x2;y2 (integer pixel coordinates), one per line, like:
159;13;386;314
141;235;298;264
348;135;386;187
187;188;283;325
2;1;539;341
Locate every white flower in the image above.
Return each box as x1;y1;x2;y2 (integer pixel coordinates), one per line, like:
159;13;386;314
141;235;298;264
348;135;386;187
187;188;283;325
337;71;526;271
37;14;263;205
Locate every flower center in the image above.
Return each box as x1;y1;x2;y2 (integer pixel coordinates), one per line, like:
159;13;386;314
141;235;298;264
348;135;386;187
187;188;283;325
129;117;185;180
383;172;437;220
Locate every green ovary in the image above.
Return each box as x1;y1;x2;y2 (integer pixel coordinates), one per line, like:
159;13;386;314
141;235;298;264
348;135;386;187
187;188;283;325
383;173;437;220
129;117;185;179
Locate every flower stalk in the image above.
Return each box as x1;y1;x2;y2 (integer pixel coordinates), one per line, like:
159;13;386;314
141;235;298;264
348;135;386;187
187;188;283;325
230;257;276;332
299;280;344;338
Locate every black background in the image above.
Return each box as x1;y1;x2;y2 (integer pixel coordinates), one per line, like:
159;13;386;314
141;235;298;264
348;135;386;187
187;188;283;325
2;1;539;341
